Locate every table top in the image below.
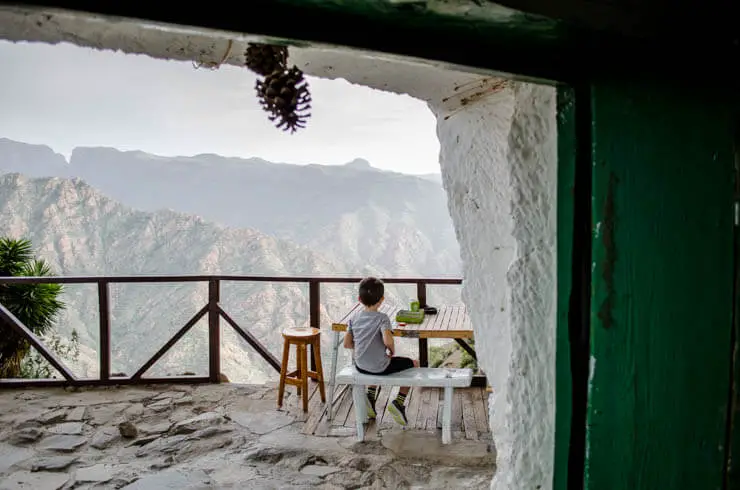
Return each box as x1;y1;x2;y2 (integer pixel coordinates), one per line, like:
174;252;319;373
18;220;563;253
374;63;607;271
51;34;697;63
331;303;473;339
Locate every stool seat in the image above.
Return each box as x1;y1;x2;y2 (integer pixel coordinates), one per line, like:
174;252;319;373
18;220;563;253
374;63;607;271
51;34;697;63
282;327;320;339
277;327;326;412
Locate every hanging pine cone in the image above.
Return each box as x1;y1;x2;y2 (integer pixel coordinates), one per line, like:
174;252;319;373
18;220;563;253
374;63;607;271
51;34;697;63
255;66;312;133
244;43;288;76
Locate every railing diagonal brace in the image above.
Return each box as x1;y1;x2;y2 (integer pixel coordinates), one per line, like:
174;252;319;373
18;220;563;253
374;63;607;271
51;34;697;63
131;304;208;380
0;302;77;382
217;305;281;372
454;338;477;359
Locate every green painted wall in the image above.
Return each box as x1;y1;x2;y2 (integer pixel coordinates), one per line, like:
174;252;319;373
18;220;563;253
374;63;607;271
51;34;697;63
585;78;736;490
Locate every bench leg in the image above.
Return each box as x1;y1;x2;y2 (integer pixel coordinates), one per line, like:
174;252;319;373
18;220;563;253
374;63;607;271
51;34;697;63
442;386;453;445
352;384;366;442
327;330;340;421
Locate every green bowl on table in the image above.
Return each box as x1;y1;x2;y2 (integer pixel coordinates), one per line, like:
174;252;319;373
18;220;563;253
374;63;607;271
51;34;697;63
395;309;425;324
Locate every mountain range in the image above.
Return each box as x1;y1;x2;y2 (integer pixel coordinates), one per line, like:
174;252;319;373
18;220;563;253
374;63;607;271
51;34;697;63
0;138;461;381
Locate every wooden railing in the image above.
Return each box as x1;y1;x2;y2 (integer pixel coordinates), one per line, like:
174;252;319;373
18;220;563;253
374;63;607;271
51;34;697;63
0;275;462;388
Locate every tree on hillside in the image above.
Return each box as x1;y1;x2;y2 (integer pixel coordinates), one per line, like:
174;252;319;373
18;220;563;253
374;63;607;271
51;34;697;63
0;237;71;378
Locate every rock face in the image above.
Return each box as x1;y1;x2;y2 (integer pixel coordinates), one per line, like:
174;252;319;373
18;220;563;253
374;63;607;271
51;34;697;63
0;384;494;489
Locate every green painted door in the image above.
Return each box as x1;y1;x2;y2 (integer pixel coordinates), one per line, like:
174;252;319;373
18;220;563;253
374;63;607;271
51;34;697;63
585;78;736;490
723;120;740;490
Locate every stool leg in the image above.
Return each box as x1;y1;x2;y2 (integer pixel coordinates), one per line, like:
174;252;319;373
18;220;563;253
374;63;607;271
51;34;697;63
312;338;326;403
277;338;290;408
300;344;309;412
296;343;303;397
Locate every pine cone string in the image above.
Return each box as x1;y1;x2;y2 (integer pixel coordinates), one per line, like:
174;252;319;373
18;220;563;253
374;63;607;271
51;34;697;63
255;66;312;133
244;43;288;76
247;43;312;133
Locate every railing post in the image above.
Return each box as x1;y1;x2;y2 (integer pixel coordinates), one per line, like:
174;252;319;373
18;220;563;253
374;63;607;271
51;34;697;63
97;280;111;381
416;281;427;308
416;281;429;367
208;279;220;383
309;280;320;371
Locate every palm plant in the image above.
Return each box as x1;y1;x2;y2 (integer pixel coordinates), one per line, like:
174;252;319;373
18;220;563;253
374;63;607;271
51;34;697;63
0;237;65;378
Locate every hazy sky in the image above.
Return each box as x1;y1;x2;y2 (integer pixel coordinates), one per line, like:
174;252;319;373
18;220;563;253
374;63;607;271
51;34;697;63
0;41;441;175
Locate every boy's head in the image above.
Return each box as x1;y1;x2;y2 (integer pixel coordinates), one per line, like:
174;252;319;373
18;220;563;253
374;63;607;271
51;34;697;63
358;277;384;307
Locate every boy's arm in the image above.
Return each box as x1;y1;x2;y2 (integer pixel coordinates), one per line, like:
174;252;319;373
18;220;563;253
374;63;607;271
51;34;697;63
382;330;395;356
343;321;354;349
381;316;395;355
343;331;354;349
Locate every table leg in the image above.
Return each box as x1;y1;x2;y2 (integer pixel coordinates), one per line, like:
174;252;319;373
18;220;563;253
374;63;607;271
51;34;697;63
327;330;340;421
419;338;428;367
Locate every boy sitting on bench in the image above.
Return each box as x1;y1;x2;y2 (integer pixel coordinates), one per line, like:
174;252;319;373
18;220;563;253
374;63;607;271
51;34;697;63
343;277;419;426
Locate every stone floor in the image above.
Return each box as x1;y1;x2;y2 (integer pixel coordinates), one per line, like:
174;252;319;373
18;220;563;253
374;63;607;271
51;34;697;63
0;383;495;489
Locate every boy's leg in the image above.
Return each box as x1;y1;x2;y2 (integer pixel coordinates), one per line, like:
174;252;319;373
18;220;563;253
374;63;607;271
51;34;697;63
396;358;419;402
387;359;418;426
365;385;378;419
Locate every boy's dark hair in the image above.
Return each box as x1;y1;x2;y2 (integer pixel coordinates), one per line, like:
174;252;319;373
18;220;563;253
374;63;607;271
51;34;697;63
358;277;384;306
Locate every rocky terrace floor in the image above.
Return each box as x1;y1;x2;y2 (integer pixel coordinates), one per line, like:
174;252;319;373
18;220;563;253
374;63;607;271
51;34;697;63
0;383;494;489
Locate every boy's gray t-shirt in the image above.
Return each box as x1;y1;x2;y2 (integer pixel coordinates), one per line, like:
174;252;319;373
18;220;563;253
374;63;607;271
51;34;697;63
348;310;392;373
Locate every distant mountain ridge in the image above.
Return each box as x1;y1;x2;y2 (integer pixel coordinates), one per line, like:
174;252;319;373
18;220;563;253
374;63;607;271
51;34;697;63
0;138;458;276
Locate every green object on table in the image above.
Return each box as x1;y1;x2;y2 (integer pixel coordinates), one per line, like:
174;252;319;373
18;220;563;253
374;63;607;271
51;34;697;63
410;300;420;312
396;309;425;324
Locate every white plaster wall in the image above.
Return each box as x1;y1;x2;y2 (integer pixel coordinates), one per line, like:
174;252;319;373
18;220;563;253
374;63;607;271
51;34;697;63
0;7;558;489
497;84;557;489
432;84;557;490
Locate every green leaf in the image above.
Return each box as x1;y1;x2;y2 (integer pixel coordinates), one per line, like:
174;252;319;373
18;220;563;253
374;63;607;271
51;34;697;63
0;237;66;378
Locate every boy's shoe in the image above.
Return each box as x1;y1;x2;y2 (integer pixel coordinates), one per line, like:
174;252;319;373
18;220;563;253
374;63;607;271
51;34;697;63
365;393;377;419
388;400;408;427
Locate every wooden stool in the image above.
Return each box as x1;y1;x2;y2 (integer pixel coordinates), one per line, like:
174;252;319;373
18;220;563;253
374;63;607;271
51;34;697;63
277;327;326;412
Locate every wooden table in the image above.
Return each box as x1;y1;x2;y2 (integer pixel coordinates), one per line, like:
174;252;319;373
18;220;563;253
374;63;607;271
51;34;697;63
326;303;479;421
331;303;476;367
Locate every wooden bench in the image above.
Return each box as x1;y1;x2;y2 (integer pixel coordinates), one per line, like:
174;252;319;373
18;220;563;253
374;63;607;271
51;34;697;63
335;365;473;444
